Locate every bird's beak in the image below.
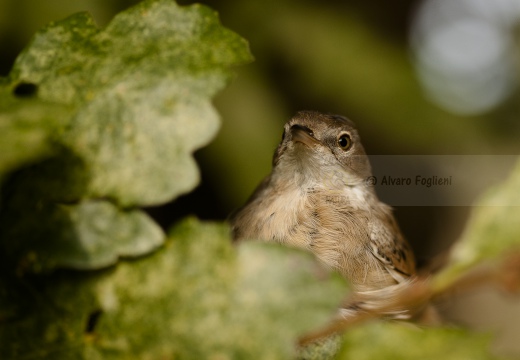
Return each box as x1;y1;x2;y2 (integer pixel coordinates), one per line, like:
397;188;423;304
290;125;320;147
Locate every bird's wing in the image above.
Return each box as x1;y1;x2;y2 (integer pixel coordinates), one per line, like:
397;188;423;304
368;212;416;282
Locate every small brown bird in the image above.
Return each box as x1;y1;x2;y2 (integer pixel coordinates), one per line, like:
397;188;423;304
231;111;417;318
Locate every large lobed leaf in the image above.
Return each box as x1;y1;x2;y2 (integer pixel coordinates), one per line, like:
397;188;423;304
0;219;346;359
9;0;252;206
0;0;252;272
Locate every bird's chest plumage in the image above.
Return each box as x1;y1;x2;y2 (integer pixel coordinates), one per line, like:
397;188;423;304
245;185;379;277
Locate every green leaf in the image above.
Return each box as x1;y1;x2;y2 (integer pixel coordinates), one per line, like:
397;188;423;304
89;219;346;359
0;0;252;272
0;87;70;178
9;0;252;207
230;243;347;359
0;219;346;359
1;199;164;272
434;158;520;288
337;322;496;360
86;218;235;359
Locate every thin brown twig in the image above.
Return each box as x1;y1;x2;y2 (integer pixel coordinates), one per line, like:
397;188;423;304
298;278;432;346
298;252;520;346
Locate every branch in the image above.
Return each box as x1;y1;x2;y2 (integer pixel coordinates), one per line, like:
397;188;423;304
298;251;520;346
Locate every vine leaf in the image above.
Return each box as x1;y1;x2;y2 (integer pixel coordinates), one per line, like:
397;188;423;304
0;0;252;272
0;219;347;359
9;0;252;206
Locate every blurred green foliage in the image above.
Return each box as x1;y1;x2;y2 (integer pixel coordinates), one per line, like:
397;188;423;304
1;218;347;359
338;321;496;360
9;0;251;207
0;0;251;273
435;159;520;290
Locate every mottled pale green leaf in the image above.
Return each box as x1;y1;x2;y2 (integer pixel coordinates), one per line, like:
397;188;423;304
435;158;520;287
10;0;252;206
0;87;70;177
0;219;347;359
230;242;347;359
0;0;251;272
337;322;496;360
0;199;163;272
89;219;346;359
86;218;235;359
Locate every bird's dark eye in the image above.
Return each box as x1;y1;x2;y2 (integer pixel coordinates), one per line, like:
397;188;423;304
337;133;352;150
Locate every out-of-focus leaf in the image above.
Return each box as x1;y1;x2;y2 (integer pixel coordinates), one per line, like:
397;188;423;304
337;322;495;360
0;269;98;360
0;0;252;272
90;219;347;359
230;242;347;359
0;219;347;359
434;158;520;287
9;0;252;207
1;199;164;272
85;218;235;359
0;87;70;177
